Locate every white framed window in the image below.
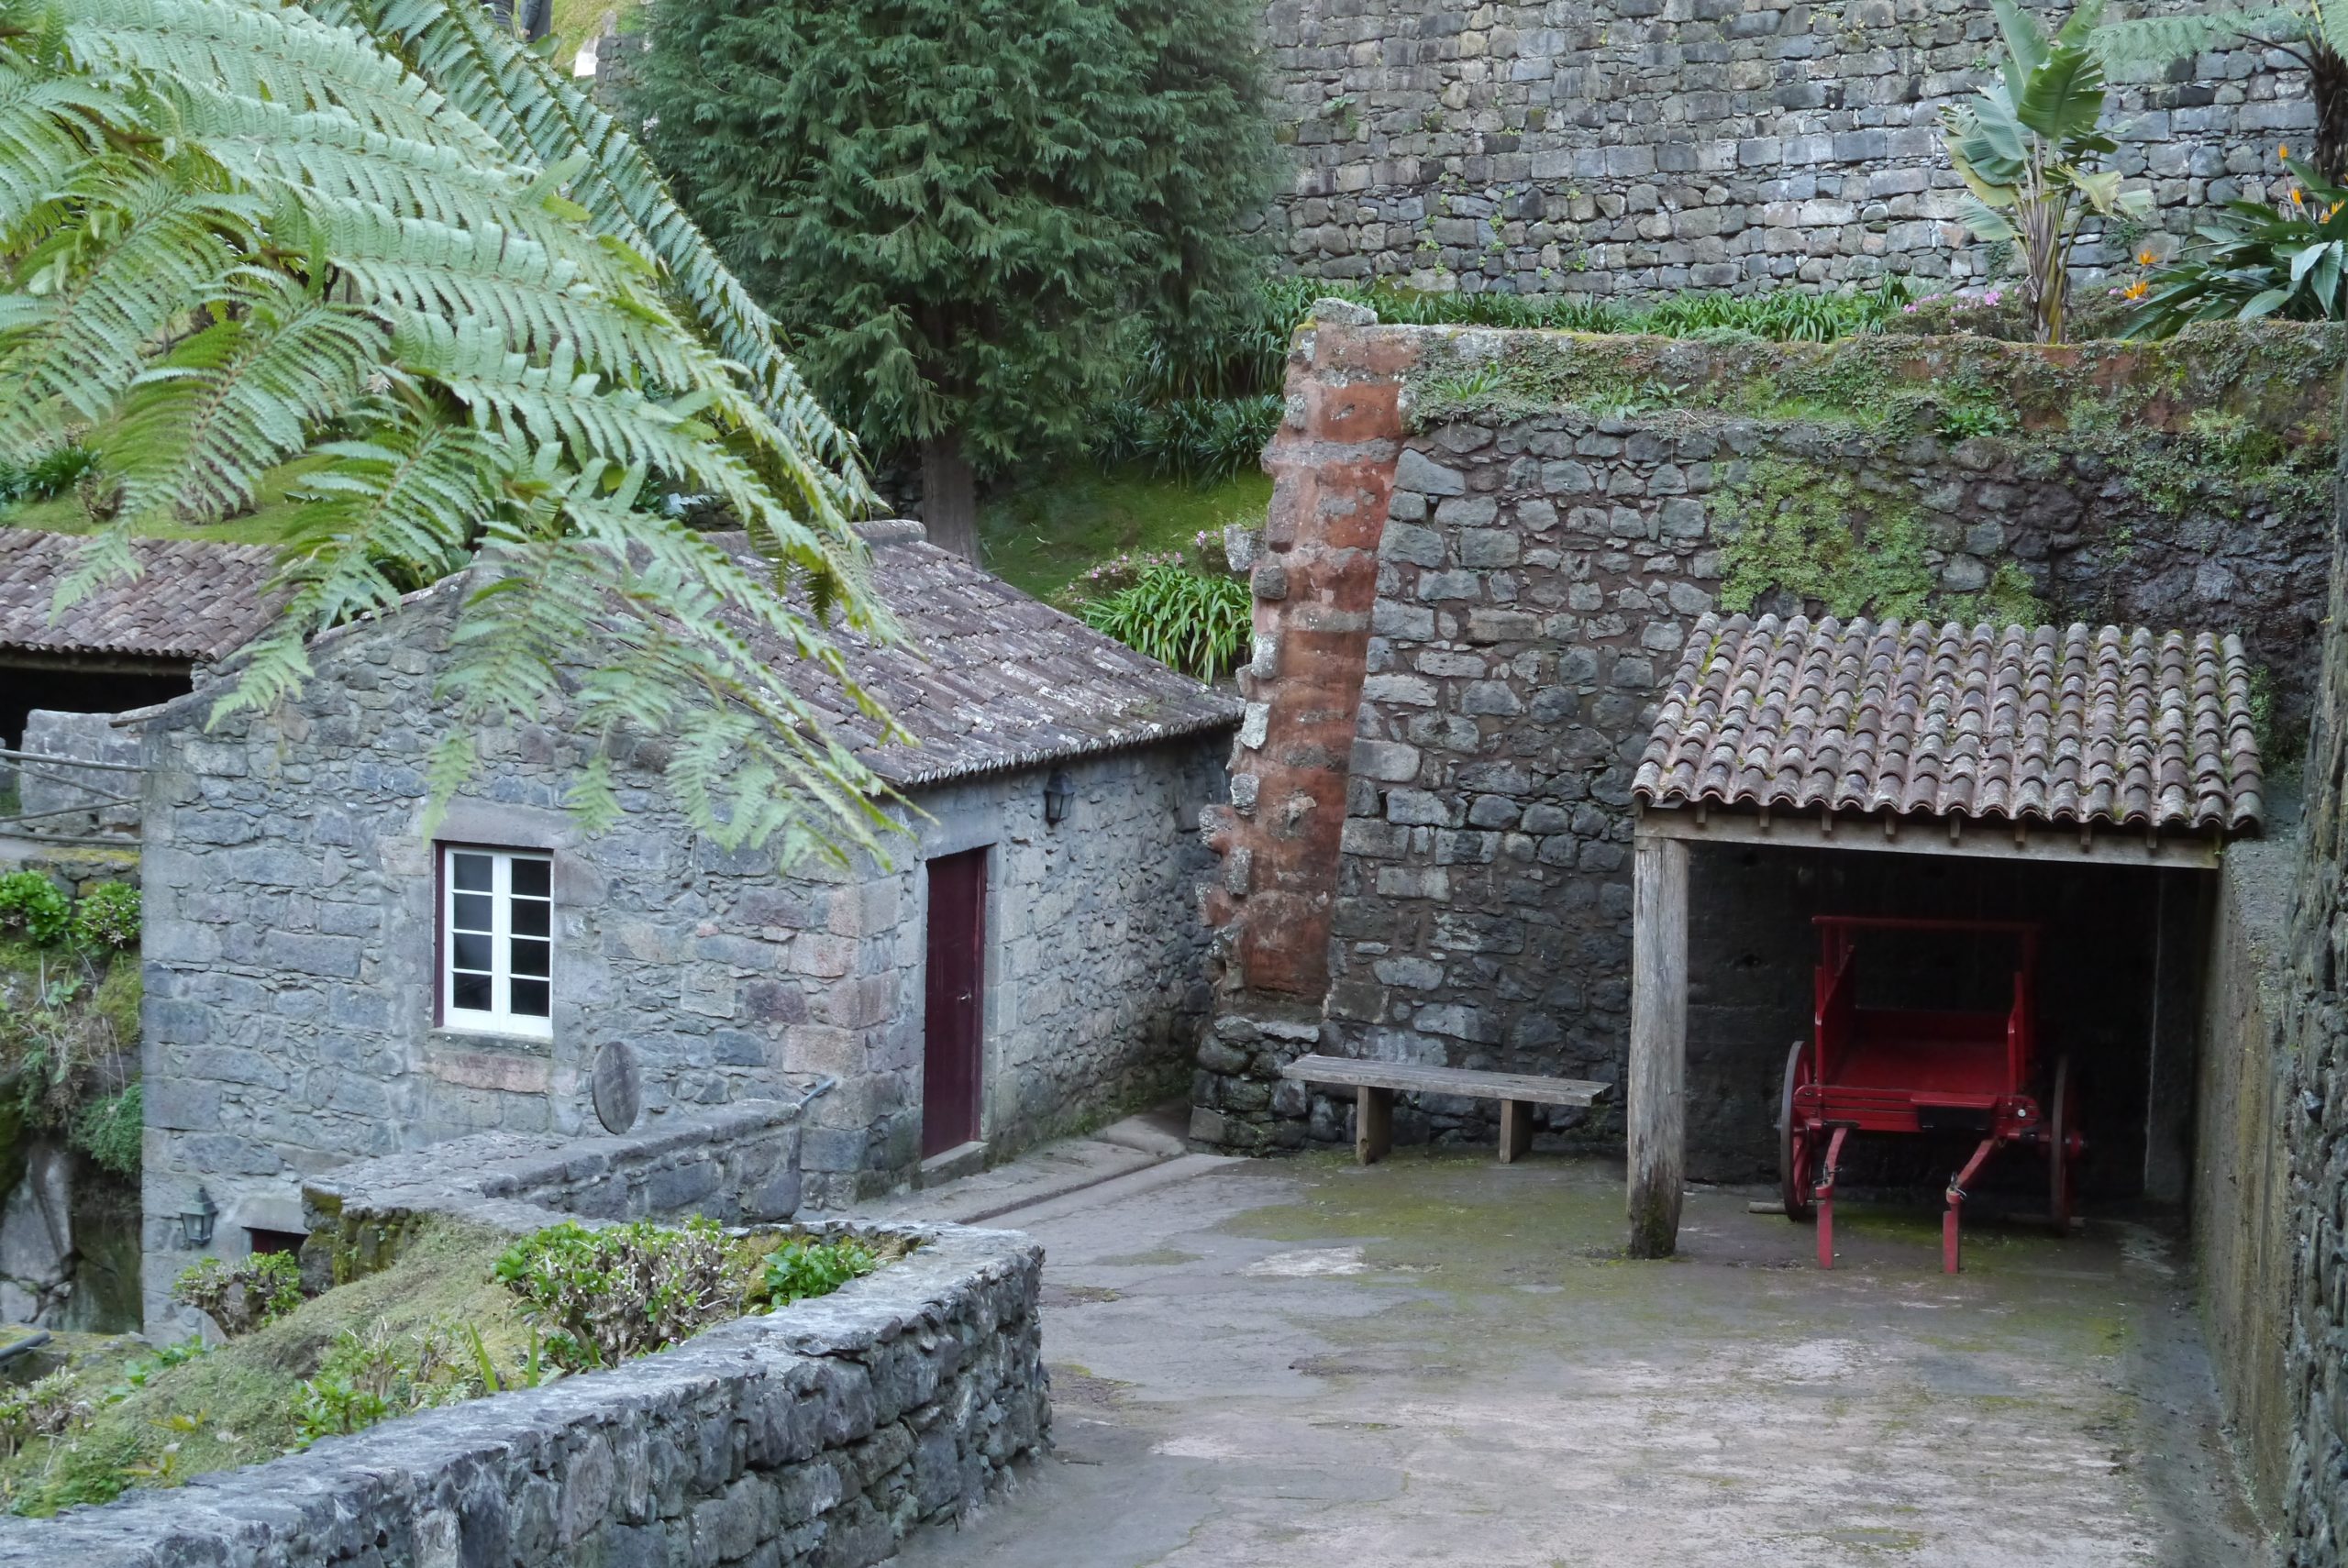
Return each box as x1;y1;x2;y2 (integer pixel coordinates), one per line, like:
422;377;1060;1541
439;845;553;1038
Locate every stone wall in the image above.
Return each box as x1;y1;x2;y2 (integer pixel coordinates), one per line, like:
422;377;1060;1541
139;575;1225;1324
2193;829;2295;1529
3;1121;1048;1568
2272;373;2348;1563
1262;0;2315;296
15;709;138;840
1196;311;2334;1155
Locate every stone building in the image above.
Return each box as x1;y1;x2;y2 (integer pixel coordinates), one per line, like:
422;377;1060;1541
0;528;276;752
137;521;1236;1330
1261;0;2318;297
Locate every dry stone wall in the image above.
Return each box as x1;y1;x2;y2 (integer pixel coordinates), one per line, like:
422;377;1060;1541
0;1119;1047;1568
1195;313;2336;1156
2195;830;2296;1527
1263;0;2317;296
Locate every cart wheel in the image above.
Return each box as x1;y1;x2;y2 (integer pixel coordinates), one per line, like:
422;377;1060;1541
1779;1040;1815;1222
2046;1054;2078;1237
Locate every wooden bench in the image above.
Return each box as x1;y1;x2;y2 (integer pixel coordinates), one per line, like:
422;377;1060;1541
1280;1054;1612;1165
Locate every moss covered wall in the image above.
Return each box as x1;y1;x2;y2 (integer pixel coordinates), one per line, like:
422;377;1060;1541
1401;318;2341;745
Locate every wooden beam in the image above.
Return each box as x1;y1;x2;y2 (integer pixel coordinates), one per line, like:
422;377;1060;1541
1627;834;1689;1258
1634;805;2224;870
1500;1099;1535;1164
1356;1086;1392;1165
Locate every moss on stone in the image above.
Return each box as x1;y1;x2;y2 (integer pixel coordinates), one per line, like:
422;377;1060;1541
1715;459;2047;626
1;1220;532;1516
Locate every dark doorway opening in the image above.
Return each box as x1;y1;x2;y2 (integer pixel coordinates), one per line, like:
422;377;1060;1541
1;660;191;748
923;847;988;1158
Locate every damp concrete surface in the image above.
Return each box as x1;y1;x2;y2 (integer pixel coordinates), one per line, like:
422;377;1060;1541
891;1148;2272;1568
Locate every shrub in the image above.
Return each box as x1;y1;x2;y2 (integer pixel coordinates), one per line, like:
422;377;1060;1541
70;1082;141;1179
294;1320;477;1445
0;445;94;508
0;873;69;946
0;1373;91;1460
1091;394;1285;486
69;883;139;950
2132;157;2348;334
171;1253;306;1338
755;1238;878;1309
493;1219;742;1373
1080;566;1254;680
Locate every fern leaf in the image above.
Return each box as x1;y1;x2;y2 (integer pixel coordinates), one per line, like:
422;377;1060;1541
105;272;388;525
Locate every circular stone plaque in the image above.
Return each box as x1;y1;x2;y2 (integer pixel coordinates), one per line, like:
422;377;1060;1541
591;1040;642;1135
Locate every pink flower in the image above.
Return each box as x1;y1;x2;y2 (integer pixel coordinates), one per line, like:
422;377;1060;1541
1982;290;2002;305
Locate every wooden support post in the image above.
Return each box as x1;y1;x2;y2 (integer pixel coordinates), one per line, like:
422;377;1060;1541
1627;834;1689;1258
1356;1085;1393;1165
1500;1099;1534;1164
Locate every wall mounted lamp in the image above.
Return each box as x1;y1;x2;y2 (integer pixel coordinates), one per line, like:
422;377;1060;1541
176;1187;217;1250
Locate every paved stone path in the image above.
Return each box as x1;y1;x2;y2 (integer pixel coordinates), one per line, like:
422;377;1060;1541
893;1148;2271;1568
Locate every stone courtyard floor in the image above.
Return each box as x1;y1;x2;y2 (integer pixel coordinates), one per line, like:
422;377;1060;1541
890;1144;2271;1568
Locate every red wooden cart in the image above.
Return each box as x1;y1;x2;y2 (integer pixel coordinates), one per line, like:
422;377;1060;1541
1779;917;2082;1272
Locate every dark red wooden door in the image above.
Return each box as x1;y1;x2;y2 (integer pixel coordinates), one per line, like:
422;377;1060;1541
923;849;987;1156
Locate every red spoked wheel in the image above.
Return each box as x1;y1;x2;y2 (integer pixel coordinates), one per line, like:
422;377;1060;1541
2046;1054;2081;1237
1780;1039;1816;1221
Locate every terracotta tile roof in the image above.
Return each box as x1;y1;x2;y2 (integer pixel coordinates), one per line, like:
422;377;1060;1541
709;523;1243;786
1632;613;2264;834
0;527;279;663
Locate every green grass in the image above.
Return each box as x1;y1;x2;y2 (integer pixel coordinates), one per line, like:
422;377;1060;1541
0;458;324;546
978;462;1269;603
548;0;637;69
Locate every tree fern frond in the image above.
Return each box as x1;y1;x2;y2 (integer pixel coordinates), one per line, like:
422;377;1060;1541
64;0;504;159
0;158;256;459
212;408;505;722
2092;9;2304;67
6;0;898;861
105;271;388;525
0;63;125;234
326;0;878;514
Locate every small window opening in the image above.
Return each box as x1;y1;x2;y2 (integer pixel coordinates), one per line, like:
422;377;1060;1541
246;1228;307;1256
440;845;554;1038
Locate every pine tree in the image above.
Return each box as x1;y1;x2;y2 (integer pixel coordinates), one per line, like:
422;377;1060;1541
629;0;1273;560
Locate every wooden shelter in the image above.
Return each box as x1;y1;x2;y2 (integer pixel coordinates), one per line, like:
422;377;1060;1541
1622;613;2265;1256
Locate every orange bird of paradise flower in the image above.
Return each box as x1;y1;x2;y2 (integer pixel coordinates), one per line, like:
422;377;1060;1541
2121;281;2151;301
2282;144;2292;160
2136;248;2155;265
2293;187;2306;205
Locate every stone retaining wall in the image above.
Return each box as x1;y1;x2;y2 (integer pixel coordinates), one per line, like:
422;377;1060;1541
2193;830;2295;1529
3;1118;1048;1568
296;1099;809;1290
1196;312;2334;1158
1263;0;2315;297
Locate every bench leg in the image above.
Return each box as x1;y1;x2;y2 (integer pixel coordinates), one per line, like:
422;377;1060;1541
1500;1099;1534;1164
1356;1086;1393;1165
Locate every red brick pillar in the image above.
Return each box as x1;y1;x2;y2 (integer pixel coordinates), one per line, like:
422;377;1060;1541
1191;302;1416;1151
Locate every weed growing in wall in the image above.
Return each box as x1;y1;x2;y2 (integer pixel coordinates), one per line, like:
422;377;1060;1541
171;1253;307;1339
